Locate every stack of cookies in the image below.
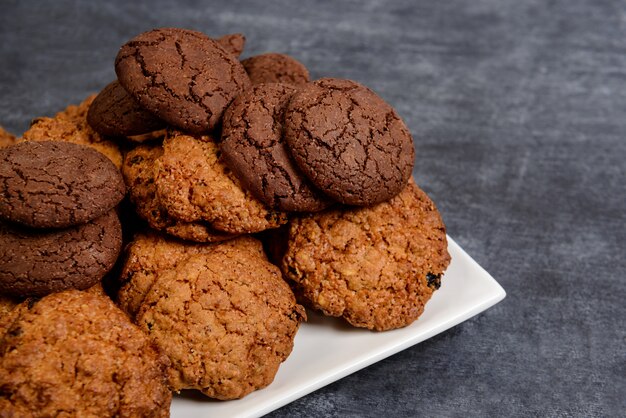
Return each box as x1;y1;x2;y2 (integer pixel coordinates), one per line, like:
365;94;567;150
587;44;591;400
0;27;451;415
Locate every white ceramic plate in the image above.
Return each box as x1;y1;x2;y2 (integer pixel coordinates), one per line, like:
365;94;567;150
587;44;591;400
172;236;506;418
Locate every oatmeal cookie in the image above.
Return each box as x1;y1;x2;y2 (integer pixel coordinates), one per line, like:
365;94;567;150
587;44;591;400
281;180;450;331
118;234;305;399
0;290;171;417
0;126;17;148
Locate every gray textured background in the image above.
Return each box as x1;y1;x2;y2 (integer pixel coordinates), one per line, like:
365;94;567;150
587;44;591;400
1;0;624;416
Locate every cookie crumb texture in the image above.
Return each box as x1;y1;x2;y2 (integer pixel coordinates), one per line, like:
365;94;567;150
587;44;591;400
242;53;310;86
22;95;123;168
155;131;288;233
282;180;450;331
0;290;171;417
221;83;331;212
284;78;415;206
115;27;250;133
0;141;125;228
118;235;305;399
0;210;122;297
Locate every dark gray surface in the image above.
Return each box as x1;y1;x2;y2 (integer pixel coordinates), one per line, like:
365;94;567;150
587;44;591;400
1;0;624;416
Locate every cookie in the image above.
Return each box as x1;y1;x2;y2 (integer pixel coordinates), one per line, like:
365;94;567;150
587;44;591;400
0;289;171;417
0;295;18;319
242;53;310;86
216;33;246;57
22;95;123;168
0;125;17;148
281;180;450;331
221;83;331;212
87;80;165;137
118;234;305;399
122;143;237;242
0;141;125;228
115;28;250;133
0;210;122;297
154;131;288;233
284;78;415;206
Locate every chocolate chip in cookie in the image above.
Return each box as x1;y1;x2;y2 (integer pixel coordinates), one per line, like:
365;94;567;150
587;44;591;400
115;28;250;133
0;141;125;228
283;78;415;206
221;83;331;212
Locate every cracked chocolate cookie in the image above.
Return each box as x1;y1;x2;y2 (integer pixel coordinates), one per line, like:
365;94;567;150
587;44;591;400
118;234;306;399
87;80;165;137
0;210;122;297
221;83;331;212
22;95;123;168
0;289;171;417
122;143;237;242
242;53;310;86
216;33;246;57
0;141;125;228
281;180;450;331
284;78;415;206
0;126;17;148
154;131;288;234
115;27;250;133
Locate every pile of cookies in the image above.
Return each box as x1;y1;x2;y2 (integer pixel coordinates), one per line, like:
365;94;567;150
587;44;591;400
0;27;450;416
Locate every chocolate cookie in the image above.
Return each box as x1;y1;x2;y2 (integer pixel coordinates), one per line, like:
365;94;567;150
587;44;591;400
115;28;250;133
281;180;450;331
221;83;331;212
284;78;415;206
242;53;310;86
154;131;288;233
87;80;165;137
216;33;246;57
0;210;122;297
0;125;17;148
122;143;237;243
0;141;125;228
0;289;171;417
22;95;123;168
118;234;305;399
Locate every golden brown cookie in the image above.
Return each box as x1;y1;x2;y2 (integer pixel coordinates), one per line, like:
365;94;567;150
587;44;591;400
21;95;123;169
0;126;17;148
281;179;450;331
0;289;171;417
154;131;288;234
122;144;236;243
118;234;305;399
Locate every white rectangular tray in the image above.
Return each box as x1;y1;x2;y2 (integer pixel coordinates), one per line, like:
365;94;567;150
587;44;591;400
172;236;506;417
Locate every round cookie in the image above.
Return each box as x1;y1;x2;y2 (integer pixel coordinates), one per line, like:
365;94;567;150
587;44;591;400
216;33;246;57
242;53;310;86
0;210;122;297
118;234;306;399
221;83;331;212
284;78;415;206
281;180;450;331
87;80;165;137
122;143;237;243
22;95;123;169
0;289;171;417
115;27;250;133
154;131;288;234
0;125;17;148
0;141;125;228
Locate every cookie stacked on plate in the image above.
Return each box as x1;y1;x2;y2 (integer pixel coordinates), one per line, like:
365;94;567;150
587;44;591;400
0;27;451;413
